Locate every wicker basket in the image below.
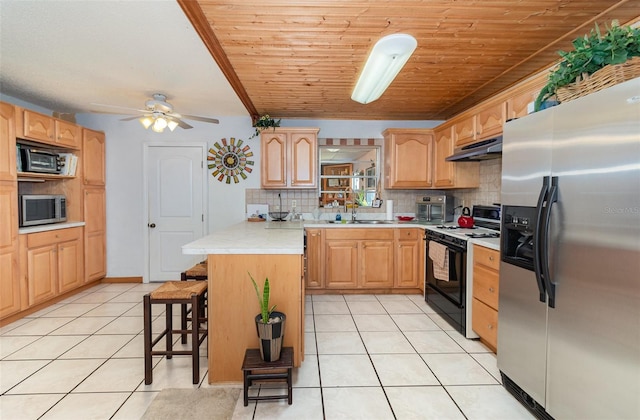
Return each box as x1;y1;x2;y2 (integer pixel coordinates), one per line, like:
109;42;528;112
556;56;640;103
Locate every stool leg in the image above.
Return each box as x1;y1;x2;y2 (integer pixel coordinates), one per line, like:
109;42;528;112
143;294;153;384
288;367;293;404
191;294;200;384
166;303;173;359
181;301;188;344
243;370;249;406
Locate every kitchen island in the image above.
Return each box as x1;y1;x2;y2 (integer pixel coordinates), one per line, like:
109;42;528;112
182;221;305;383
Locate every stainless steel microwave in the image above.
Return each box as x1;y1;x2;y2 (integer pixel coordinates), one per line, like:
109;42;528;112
416;195;454;222
19;146;62;174
19;195;67;227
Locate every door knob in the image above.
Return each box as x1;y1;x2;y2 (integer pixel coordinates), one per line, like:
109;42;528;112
148;223;156;228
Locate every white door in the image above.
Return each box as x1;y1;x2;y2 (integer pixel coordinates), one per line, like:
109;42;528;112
146;145;205;281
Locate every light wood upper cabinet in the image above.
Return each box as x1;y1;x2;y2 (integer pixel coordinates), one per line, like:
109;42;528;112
55;120;81;149
16;108;81;150
476;102;506;140
433;126;480;189
383;129;433;189
454;102;506;147
0;103;17;182
20;109;54;143
0;183;20;318
260;128;318;189
83;129;106;186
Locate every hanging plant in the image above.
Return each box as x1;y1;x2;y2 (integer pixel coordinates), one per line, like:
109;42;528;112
535;21;640;111
249;114;281;139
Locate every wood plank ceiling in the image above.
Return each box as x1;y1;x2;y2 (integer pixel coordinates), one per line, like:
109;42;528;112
179;0;640;121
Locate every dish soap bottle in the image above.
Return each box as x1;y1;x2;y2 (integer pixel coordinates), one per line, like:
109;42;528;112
335;213;342;222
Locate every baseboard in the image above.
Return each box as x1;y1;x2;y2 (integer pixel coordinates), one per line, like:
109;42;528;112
0;280;102;327
101;276;143;283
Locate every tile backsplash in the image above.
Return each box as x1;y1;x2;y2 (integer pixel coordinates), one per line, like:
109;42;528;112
245;158;502;218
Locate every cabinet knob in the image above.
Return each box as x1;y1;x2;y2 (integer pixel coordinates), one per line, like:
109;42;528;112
148;223;156;228
489;287;494;293
487;324;493;329
489;256;494;261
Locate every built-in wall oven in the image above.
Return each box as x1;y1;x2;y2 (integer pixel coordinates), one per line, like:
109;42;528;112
424;230;468;335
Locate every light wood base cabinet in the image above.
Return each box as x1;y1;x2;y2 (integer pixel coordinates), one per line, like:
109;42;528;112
395;228;424;290
309;228;424;293
25;227;84;306
0;183;20;318
305;229;324;289
472;245;500;351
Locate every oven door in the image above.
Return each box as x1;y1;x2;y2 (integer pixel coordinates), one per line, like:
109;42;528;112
425;238;466;307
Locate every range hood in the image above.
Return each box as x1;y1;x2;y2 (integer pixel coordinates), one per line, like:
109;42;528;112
445;136;502;161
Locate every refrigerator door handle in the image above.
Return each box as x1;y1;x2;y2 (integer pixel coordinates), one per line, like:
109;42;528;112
540;176;558;308
533;176;549;303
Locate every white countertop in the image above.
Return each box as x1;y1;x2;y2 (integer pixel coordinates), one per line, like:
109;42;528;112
19;221;86;235
182;219;502;256
182;221;305;255
469;237;500;251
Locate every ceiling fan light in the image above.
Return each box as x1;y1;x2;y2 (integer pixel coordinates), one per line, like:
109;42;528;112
139;116;153;129
152;116;168;132
351;33;417;104
167;120;179;131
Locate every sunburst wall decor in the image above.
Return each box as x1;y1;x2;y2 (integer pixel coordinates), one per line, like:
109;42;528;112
208;137;254;183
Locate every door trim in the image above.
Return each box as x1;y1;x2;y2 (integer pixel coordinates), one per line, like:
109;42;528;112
142;142;208;283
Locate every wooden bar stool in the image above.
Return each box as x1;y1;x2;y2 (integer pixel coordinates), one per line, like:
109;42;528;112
143;281;208;384
180;261;208;344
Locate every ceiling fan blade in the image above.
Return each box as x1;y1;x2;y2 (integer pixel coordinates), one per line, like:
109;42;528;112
174;118;193;129
181;114;219;124
120;116;142;121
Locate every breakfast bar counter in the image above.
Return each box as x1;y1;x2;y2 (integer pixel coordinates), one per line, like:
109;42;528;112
183;221;305;383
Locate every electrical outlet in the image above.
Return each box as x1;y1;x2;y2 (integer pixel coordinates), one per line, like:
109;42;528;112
292;200;297;208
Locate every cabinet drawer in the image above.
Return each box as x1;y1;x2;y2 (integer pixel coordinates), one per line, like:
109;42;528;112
474;245;499;271
27;227;82;248
395;228;420;240
325;228;394;241
472;298;498;349
473;264;499;310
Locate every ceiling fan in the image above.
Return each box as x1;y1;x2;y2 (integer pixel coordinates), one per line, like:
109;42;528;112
91;93;219;132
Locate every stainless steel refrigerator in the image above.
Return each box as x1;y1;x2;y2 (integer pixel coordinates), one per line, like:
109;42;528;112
498;77;640;419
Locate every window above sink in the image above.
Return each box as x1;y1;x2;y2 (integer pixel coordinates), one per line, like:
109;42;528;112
319;145;380;208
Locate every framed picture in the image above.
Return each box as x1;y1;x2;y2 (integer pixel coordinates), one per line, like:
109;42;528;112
365;166;376;189
328;179;340;187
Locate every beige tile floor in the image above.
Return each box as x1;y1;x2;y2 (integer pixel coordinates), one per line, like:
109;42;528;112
0;283;535;419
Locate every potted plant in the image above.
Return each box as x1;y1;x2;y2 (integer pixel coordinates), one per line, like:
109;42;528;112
249;114;281;139
249;272;286;362
535;21;640;111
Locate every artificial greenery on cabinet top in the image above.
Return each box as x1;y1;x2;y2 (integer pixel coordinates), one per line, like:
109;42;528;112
535;21;640;111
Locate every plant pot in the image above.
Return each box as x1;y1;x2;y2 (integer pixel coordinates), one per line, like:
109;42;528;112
254;311;286;362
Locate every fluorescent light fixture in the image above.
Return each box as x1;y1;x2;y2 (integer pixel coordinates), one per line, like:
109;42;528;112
351;33;417;104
